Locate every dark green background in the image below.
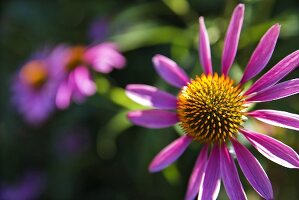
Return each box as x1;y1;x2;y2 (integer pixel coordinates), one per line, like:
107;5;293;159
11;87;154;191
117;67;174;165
1;0;298;199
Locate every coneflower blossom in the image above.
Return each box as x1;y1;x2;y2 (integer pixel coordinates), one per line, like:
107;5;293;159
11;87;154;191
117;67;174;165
11;48;63;125
55;43;126;109
126;4;299;200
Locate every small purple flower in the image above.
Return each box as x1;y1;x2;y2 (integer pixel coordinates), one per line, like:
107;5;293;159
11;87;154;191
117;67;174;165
56;43;126;109
126;4;299;200
11;47;63;125
88;17;109;42
54;128;90;156
0;171;45;200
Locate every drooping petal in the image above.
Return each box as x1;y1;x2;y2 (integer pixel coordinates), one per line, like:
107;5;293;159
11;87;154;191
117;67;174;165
240;129;299;168
149;135;192;172
248;109;299;131
240;24;281;84
126;84;177;109
68;70;86;103
198;144;221;200
231;138;273;200
127;110;179;128
199;17;213;75
220;143;247;200
56;80;72;109
85;42;126;73
73;66;97;96
221;4;245;75
152;54;189;88
245;50;299;95
185;145;209;200
246;79;299;102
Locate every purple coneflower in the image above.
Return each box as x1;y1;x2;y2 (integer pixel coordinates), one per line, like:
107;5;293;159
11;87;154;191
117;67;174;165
126;4;299;200
55;42;126;109
11;48;63;125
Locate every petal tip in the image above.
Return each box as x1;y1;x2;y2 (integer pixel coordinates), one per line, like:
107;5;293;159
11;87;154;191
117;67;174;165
276;23;281;28
127;111;139;119
272;23;281;32
148;164;159;173
235;4;245;17
199;16;204;23
237;3;245;10
152;54;164;63
125;84;135;92
184;193;193;200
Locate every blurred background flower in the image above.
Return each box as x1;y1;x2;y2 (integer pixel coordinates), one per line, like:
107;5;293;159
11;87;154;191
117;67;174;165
0;171;45;200
11;48;63;125
0;0;298;199
55;43;126;109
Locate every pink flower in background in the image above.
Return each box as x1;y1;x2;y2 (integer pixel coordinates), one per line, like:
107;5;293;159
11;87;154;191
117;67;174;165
126;4;299;200
11;48;64;125
56;43;126;109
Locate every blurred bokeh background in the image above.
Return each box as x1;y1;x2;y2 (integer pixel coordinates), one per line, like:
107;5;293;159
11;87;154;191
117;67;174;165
1;0;298;199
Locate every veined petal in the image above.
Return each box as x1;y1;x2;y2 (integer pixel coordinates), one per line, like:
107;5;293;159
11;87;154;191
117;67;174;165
221;4;245;76
73;66;97;96
149;135;192;172
153;54;189;88
198;144;221;200
199;17;213;75
245;50;299;95
248;109;299;131
246;79;299;102
126;84;177;109
231;138;273;200
220;143;247;200
185;145;209;200
240;129;299;168
240;24;280;84
127;110;178;128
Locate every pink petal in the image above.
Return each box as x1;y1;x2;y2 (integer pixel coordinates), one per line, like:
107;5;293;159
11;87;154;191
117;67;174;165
221;4;245;76
240;24;280;84
152;54;189;88
248;109;299;131
149;135;192;172
246;78;299;102
56;80;72;109
185;145;209;200
73;66;97;96
68;70;87;103
199;17;213;75
220;143;247;200
125;84;177;109
231;138;273;199
240;128;299;168
85;42;126;73
245;50;299;95
198;144;221;200
127;110;179;128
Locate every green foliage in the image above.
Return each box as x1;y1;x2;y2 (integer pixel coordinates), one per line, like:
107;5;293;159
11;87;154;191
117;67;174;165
0;0;298;199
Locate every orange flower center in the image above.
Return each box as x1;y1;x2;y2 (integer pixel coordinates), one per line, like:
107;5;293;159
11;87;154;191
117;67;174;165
65;46;86;71
177;73;246;144
20;60;48;88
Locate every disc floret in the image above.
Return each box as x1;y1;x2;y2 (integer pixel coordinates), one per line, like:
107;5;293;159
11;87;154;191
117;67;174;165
177;73;246;144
